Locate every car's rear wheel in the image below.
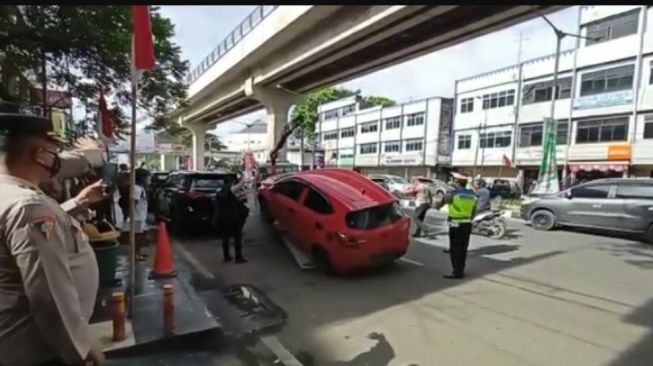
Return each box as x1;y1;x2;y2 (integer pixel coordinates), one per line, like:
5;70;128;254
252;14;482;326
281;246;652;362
530;210;556;231
312;246;335;275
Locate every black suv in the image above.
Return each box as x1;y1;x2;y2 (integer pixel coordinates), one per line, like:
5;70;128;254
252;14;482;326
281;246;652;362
155;170;237;230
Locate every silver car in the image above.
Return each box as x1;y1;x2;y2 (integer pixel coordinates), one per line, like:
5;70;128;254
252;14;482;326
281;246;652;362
413;176;453;201
368;174;411;196
521;178;653;242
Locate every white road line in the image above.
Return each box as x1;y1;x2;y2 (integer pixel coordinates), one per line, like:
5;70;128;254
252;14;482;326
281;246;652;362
399;257;425;266
173;242;215;280
260;335;305;366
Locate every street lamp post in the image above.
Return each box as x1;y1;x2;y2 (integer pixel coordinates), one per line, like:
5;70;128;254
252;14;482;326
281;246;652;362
472;96;488;178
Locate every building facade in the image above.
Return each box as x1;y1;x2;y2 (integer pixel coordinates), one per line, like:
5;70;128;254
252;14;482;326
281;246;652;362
316;96;454;178
452;5;653;186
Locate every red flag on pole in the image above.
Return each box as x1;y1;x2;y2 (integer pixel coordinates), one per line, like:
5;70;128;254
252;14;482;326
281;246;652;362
97;92;115;143
502;154;513;168
132;5;156;84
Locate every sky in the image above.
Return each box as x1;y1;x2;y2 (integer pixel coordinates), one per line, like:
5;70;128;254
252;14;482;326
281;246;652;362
159;5;581;136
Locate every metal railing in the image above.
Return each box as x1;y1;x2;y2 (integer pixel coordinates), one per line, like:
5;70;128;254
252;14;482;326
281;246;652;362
185;5;279;85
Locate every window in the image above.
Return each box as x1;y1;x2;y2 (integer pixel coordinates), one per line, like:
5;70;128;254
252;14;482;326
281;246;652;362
522;77;572;105
359;143;377;155
405;113;425;127
571;183;612;199
303;188;334;214
340;127;355;138
557;122;569;145
480;131;512;148
576;117;628;144
585;9;640;46
457;135;471;149
519;124;543;147
384;141;401;153
405;139;424;152
360;122;379;134
384;116;401;130
615;183;653;200
644;115;653;139
322;109;339;121
482;89;515;109
580;64;634;96
274;180;306;201
339;152;354;159
323;131;338;141
341;104;356;116
650;61;653;85
460;97;474;113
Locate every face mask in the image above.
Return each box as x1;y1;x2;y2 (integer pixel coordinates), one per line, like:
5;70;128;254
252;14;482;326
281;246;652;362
37;149;62;178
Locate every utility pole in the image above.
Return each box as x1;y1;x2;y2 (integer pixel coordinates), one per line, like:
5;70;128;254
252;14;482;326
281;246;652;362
515;32;530;65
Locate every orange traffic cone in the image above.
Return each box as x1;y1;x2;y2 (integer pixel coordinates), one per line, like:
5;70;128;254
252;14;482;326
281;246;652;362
150;221;177;278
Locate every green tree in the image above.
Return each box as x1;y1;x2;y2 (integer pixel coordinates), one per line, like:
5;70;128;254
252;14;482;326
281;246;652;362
0;5;188;135
289;87;395;141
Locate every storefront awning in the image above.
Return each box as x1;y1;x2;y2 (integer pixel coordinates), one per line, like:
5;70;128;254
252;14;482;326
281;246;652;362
569;161;629;173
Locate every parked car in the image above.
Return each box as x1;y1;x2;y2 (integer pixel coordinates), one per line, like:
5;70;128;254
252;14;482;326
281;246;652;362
489;179;521;200
369;177;391;192
521;178;653;242
413;176;452;201
155;170;237;230
258;169;410;274
367;174;411;197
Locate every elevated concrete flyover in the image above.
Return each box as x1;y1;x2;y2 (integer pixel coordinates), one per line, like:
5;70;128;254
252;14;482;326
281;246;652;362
175;5;566;170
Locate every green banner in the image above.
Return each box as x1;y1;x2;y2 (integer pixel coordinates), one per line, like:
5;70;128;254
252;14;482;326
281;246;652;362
532;118;559;195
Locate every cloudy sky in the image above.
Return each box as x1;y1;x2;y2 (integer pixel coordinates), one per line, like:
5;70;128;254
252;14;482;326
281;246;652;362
159;5;580;135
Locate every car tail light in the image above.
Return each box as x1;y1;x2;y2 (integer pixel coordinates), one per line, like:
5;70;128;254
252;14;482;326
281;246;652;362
182;190;206;199
336;232;366;247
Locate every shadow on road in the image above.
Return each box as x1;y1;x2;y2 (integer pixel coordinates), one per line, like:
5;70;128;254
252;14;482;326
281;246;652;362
606;297;653;366
595;241;653;270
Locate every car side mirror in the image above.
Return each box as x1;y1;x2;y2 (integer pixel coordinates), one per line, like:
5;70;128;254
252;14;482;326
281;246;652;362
565;191;573;199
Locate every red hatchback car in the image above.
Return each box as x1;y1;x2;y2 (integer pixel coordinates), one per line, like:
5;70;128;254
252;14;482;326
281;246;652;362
258;169;411;274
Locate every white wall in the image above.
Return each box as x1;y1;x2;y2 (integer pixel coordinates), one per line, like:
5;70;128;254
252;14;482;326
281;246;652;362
425;98;443;166
455;82;519;131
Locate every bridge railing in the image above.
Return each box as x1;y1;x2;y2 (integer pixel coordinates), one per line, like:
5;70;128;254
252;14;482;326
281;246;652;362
185;5;279;86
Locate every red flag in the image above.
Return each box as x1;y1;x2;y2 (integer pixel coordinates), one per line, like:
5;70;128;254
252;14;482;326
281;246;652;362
98;92;115;143
502;154;513;168
132;6;156;83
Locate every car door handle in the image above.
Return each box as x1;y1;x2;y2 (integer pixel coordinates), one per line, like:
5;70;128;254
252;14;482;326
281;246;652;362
592;204;603;208
315;222;324;230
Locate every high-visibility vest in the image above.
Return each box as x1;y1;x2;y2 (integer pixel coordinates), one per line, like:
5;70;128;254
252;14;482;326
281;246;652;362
449;189;478;223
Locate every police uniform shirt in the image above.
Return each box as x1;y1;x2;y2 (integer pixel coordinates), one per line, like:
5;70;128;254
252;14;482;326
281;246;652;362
0;174;99;366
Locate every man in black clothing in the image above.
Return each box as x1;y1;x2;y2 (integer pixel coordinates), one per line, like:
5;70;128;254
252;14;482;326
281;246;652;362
213;178;249;263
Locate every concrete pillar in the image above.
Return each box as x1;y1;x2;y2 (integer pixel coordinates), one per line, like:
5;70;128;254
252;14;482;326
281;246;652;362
244;79;301;163
186;123;209;171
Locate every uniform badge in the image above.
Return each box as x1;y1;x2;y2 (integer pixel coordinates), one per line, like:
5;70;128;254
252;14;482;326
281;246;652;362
31;217;55;240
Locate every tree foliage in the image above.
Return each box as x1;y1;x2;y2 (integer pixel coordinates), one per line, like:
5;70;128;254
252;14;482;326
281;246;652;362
290;87;395;141
0;5;188;136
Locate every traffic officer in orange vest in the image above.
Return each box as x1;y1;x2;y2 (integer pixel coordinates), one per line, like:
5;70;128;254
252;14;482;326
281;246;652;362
0;107;108;366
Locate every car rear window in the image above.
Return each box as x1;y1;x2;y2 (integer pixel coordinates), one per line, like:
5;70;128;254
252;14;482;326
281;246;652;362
346;202;404;230
191;175;232;189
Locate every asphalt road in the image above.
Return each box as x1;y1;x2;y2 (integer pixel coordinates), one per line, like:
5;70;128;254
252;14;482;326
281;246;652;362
175;203;653;366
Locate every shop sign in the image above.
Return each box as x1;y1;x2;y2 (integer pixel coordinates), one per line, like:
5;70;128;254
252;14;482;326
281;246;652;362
573;90;632;110
607;143;631;161
338;157;354;166
382;153;422;166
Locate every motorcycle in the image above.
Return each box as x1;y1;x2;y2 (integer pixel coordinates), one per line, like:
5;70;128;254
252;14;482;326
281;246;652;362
472;210;507;239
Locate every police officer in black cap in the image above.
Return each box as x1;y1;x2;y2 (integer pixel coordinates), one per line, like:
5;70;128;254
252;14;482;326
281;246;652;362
0;104;106;366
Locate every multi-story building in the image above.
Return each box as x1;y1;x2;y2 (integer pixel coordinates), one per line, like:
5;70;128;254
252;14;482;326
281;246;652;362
316;96;454;178
452;5;653;186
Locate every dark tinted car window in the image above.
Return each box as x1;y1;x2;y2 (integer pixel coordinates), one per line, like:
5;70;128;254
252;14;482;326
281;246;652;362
346;202;404;230
571;184;611;199
615;183;653;200
274;180;305;201
303;188;334;214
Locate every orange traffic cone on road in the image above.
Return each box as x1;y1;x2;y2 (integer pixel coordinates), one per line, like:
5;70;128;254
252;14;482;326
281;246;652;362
150;221;177;278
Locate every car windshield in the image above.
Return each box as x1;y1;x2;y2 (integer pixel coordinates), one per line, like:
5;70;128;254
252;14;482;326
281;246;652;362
390;176;408;184
191;175;231;189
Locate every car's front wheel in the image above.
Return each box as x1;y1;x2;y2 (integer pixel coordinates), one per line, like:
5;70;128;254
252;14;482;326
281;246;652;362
312;246;335;275
530;210;556;231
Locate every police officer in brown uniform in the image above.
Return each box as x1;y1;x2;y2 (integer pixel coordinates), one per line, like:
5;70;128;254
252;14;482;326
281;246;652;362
0;109;107;366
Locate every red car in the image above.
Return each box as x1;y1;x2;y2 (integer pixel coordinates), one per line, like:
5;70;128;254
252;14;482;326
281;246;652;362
257;168;410;274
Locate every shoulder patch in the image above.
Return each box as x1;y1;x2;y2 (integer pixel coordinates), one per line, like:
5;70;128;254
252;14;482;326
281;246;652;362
31;216;55;240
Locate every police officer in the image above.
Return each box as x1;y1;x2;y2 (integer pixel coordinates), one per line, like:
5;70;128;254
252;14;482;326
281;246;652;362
0;109;107;365
436;172;478;279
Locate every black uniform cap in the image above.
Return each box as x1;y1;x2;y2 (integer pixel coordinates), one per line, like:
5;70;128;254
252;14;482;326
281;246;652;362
0;101;65;143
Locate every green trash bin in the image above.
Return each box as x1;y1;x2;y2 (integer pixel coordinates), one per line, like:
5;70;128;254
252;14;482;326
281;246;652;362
92;240;119;287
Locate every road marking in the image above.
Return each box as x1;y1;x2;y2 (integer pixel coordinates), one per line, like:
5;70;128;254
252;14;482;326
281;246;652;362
260;335;305;366
399;257;425;266
173;242;215;280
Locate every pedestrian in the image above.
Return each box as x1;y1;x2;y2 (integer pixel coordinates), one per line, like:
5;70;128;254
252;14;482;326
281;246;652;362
407;177;433;238
133;169;149;258
212;176;249;263
0;110;107;365
435;172;478;279
473;178;491;215
117;163;130;220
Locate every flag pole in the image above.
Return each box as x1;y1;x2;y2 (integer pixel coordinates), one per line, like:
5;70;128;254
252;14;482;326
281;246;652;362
128;82;137;316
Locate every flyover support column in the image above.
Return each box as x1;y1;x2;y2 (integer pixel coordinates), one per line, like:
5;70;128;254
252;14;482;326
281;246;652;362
186;123;209;171
245;79;301;163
